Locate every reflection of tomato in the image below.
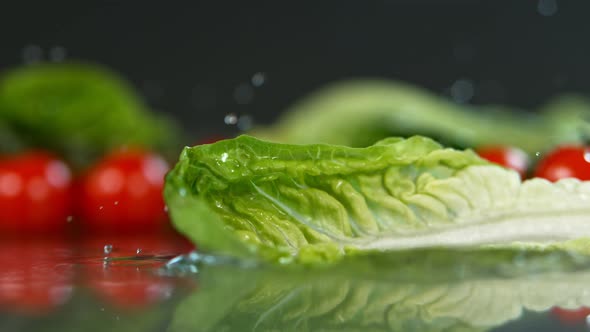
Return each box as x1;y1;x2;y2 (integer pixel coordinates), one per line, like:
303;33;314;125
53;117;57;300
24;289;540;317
87;263;175;309
0;151;73;232
476;146;529;179
81;232;195;310
77;148;170;232
552;307;590;325
0;236;75;315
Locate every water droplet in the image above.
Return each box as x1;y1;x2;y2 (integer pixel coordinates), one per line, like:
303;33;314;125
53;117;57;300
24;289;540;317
178;188;187;197
164;205;169;212
224;113;238;125
220;152;229;163
22;44;43;64
237;115;254;131
233;83;254;104
535;151;541;157
49;46;67;62
136;248;142;255
251;72;266;87
450;79;474;104
103;244;113;255
99;206;104;210
537;0;558;16
114;201;119;205
584;150;590;163
66;216;73;223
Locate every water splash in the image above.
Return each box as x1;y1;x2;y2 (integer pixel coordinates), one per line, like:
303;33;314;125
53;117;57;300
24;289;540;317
103;244;113;255
159;251;257;276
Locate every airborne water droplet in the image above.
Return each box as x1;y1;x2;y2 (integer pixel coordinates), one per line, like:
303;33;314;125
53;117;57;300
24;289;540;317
537;0;558;16
49;46;67;62
450;79;474;104
251;72;266;87
237;115;254;131
103;244;113;255
224;113;238;125
136;248;142;255
22;44;43;64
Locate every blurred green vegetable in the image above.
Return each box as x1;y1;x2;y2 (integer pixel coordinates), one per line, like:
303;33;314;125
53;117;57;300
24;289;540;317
0;63;182;167
251;80;590;153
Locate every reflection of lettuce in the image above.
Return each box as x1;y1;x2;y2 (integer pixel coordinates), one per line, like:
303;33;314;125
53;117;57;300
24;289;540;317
167;248;590;332
0;63;181;167
251;80;590;153
165;135;590;264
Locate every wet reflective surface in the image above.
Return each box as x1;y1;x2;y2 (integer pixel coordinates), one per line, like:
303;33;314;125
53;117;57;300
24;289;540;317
2;234;590;332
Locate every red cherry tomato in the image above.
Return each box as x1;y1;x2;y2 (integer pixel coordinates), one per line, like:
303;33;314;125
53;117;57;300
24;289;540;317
0;236;75;315
552;307;590;325
78;148;170;232
534;145;590;181
476;146;530;179
0;151;73;232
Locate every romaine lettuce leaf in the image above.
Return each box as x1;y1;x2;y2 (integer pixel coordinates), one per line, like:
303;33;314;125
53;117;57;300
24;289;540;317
0;63;181;167
167;248;590;332
164;135;590;264
250;80;590;153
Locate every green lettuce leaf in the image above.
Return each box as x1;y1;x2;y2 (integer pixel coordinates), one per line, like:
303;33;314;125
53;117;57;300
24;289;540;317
164;135;590;264
250;80;590;153
0;62;182;167
167;248;590;332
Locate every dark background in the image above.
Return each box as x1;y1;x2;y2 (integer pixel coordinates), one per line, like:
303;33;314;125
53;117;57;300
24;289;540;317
0;0;587;139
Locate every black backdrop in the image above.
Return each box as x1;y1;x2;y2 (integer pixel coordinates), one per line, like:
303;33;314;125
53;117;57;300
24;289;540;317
1;0;588;139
